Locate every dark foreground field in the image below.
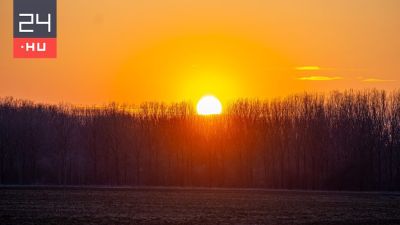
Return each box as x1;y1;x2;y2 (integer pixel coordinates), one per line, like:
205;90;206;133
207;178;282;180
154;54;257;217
0;187;399;225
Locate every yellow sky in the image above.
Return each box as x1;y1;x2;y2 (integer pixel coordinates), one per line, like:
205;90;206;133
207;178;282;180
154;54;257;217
1;0;399;105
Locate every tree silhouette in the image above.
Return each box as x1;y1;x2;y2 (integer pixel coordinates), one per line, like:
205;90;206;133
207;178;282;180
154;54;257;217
0;90;399;191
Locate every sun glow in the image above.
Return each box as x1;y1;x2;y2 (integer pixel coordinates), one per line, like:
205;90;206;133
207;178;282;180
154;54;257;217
196;95;222;115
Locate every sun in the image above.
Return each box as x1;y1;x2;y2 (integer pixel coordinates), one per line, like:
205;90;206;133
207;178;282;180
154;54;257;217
196;95;222;115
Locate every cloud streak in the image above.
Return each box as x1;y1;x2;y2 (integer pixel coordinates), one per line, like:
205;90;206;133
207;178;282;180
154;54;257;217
361;78;396;83
295;66;321;71
297;76;343;81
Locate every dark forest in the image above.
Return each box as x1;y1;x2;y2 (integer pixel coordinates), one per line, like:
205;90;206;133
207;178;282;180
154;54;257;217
1;89;399;191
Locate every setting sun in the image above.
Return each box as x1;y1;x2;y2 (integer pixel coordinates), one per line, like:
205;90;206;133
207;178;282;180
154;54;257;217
196;95;222;115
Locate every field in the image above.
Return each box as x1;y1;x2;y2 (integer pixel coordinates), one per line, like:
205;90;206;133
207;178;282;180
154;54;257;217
1;187;400;225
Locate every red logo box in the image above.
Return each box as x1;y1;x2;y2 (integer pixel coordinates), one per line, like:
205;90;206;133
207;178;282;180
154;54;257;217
13;38;57;58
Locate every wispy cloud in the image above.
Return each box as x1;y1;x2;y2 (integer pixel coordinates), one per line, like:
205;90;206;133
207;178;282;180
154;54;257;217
297;76;343;81
361;78;396;83
295;66;321;71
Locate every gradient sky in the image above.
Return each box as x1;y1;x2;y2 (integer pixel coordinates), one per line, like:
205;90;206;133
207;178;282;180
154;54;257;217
1;0;399;105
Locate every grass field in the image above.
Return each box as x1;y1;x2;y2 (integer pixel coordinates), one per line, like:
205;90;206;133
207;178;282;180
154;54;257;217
0;187;399;225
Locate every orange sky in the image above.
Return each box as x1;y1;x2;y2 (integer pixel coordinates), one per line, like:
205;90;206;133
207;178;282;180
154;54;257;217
1;0;399;105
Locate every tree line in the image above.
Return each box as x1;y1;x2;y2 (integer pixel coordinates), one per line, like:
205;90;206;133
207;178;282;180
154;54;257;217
0;89;399;191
